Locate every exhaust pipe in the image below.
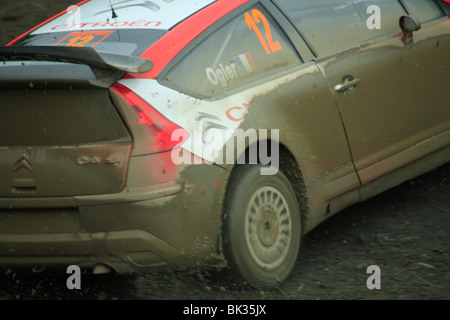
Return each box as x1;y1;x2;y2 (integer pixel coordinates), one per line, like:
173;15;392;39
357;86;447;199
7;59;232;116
93;264;113;275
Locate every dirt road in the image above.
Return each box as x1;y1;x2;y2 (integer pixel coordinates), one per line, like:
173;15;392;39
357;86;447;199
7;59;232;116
0;1;449;301
0;162;448;300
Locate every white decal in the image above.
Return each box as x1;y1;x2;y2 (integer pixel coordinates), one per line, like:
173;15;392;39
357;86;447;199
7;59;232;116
32;0;216;34
171;122;280;176
206;62;239;87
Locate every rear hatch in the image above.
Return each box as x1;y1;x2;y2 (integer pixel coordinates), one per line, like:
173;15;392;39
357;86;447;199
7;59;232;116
1;0;219;197
0;47;152;197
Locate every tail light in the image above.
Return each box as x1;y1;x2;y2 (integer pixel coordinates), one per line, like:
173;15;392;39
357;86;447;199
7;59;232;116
111;83;188;155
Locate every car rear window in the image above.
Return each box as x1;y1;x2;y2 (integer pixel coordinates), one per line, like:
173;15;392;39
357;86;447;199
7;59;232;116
13;29;166;56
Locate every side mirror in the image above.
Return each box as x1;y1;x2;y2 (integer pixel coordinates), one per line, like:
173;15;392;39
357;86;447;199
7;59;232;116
399;15;421;44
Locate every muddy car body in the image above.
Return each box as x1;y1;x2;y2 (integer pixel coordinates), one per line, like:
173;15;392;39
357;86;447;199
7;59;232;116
0;0;449;288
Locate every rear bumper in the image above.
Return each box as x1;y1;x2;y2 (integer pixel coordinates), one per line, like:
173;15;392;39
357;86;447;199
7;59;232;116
0;191;186;274
0;229;179;273
0;153;229;273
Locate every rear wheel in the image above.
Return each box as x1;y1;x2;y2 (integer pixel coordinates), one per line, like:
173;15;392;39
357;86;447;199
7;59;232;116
222;164;301;289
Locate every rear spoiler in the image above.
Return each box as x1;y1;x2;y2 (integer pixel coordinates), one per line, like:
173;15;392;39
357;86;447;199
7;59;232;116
0;46;153;88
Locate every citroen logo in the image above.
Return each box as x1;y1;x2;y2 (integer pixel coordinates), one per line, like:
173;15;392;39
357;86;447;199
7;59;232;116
15;151;32;173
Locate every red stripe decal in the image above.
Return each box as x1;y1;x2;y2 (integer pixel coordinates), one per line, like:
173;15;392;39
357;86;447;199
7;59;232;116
124;0;251;80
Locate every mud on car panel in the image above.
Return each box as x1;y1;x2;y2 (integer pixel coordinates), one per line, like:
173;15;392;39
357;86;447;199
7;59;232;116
0;0;449;289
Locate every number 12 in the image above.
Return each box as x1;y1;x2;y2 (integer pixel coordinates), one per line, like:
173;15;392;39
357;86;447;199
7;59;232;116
66;36;95;47
245;9;282;55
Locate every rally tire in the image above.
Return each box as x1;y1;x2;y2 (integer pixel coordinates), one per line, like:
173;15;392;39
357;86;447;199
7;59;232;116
222;164;301;289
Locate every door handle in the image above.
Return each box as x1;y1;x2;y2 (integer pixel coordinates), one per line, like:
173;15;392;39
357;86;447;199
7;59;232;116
334;76;360;93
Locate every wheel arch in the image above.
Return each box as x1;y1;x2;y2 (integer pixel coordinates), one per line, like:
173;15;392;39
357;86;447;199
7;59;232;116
222;138;309;238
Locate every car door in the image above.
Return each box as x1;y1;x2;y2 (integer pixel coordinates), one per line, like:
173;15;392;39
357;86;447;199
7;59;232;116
159;1;360;226
273;0;450;186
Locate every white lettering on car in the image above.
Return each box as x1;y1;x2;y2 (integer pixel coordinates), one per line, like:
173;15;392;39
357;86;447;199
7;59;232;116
205;62;239;87
51;20;162;31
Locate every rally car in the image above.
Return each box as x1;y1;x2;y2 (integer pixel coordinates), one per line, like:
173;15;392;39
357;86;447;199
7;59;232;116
0;0;449;289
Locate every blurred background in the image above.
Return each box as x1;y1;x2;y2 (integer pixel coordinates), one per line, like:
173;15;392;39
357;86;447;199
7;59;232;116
0;0;75;45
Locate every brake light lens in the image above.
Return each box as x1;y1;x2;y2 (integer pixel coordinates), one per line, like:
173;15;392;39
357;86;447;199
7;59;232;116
112;83;188;155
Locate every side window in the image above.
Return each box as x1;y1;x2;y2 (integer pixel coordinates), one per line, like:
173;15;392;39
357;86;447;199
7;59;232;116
161;5;301;99
401;0;443;22
272;0;406;56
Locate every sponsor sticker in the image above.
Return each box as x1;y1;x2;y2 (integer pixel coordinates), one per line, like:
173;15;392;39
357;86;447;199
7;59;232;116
54;30;115;47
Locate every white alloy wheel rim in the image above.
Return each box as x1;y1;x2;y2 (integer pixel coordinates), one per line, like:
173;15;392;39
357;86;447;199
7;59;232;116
244;186;292;270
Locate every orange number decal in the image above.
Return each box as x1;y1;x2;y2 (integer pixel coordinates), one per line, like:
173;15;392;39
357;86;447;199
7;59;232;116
54;31;115;48
244;9;282;55
66;35;95;47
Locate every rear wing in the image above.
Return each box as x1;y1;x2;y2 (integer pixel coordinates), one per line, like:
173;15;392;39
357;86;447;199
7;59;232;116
0;46;153;88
